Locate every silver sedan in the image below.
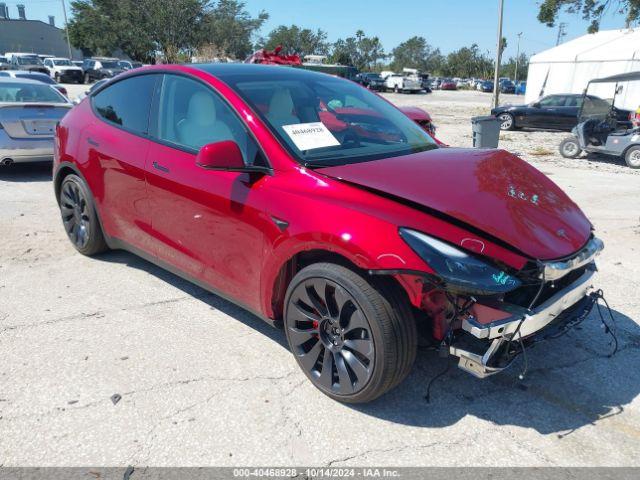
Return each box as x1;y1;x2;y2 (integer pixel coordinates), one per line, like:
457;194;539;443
0;77;72;165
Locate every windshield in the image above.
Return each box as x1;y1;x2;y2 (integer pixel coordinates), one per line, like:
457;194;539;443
0;82;66;103
17;56;43;65
53;59;72;66
101;61;120;69
580;94;614;122
365;73;382;80
229;74;437;166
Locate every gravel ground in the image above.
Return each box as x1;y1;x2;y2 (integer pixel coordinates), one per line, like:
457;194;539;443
0;84;639;467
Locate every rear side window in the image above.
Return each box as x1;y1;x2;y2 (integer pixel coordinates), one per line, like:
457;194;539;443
92;74;158;134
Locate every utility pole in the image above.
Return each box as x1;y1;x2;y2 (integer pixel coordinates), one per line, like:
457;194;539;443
514;32;522;83
556;22;567;45
492;0;505;109
61;0;73;60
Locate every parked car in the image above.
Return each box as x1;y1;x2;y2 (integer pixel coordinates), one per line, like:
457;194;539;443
480;80;494;93
0;77;72;165
440;79;457;90
5;53;49;74
0;56;9;71
491;93;630;131
355;72;385;91
72;60;84;68
515;81;526;95
430;78;441;90
384;73;422;93
54;63;604;403
499;79;516;94
0;71;68;97
81;57;125;83
42;57;83;84
398;106;437;137
118;60;144;71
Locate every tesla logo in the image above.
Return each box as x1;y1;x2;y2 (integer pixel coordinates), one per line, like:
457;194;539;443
508;185;539;205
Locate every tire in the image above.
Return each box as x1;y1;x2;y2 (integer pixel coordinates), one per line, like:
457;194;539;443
497;112;515;131
54;72;60;83
284;263;417;403
59;174;108;256
559;136;582;158
624;146;640;169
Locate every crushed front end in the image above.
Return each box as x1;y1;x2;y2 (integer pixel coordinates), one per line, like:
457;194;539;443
401;230;604;378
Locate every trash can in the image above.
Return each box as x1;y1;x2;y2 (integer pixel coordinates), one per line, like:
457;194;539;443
471;116;501;148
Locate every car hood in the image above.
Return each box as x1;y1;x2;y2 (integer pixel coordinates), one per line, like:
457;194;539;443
59;66;83;72
318;148;592;260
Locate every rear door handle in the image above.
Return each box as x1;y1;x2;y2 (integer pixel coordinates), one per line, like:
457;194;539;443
152;161;170;173
87;137;99;147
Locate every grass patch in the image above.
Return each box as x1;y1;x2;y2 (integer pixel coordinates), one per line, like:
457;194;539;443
529;146;555;156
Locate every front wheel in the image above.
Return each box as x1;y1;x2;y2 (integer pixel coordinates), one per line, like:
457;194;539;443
284;263;417;403
625;146;640;169
59;174;108;256
559;136;582;158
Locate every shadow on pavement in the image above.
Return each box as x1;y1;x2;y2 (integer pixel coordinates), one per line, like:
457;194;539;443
0;162;53;182
95;249;288;349
97;249;639;436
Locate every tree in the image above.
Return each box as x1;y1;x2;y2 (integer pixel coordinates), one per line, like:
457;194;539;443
538;0;640;32
260;25;329;57
204;0;268;59
67;0;267;62
390;36;442;73
329;31;386;70
444;44;493;78
500;52;529;81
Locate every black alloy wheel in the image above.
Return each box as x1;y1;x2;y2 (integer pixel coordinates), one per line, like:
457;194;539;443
284;263;417;403
59;174;108;255
287;277;375;395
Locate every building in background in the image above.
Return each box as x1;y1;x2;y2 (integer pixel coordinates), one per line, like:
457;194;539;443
526;28;640;110
0;3;82;59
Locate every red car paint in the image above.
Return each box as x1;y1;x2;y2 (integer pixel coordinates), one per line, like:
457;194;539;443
54;63;592;332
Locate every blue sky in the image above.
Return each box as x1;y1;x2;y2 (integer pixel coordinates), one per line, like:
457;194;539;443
17;0;631;58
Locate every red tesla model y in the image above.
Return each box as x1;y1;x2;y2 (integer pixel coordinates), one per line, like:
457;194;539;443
54;64;603;403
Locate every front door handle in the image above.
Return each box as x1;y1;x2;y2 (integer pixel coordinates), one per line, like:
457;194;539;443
152;161;170;173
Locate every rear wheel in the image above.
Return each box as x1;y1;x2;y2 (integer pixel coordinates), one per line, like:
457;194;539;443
498;113;515;131
59;174;108;256
559;136;582;158
284;263;417;403
624;146;640;169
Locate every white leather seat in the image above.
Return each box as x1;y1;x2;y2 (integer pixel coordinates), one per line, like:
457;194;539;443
267;89;300;126
177;91;235;149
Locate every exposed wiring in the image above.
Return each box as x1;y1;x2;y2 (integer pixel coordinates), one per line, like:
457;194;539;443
593;289;619;357
424;356;451;403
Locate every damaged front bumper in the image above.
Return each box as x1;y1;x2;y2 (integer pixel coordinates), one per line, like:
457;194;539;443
449;265;598;378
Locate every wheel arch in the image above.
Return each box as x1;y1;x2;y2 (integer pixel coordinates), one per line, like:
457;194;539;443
264;247;421;326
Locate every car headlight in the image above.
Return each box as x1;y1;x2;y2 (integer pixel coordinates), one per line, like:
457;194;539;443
399;228;521;295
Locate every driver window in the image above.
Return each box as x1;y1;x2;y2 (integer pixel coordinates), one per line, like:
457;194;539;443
156;74;260;165
539;96;563;107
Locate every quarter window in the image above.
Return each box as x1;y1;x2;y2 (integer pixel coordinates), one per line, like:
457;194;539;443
92;74;158;134
154;74;260;165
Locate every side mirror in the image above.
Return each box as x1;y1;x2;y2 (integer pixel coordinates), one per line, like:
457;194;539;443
195;140;271;175
196;140;245;170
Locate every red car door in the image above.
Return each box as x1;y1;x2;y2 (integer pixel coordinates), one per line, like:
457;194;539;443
83;74;160;253
145;73;270;312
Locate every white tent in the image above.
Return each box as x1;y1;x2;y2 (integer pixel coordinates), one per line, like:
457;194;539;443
526;28;640;110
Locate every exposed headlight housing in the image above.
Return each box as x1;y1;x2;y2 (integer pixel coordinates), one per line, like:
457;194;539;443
399;228;521;295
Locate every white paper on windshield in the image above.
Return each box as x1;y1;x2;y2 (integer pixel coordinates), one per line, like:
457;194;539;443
282;122;340;151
